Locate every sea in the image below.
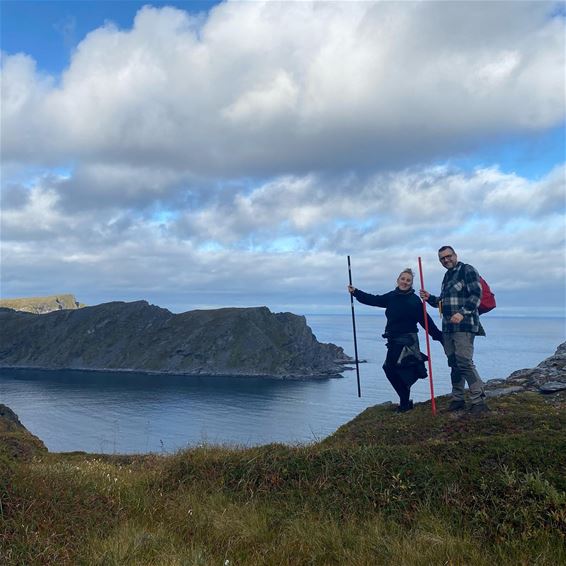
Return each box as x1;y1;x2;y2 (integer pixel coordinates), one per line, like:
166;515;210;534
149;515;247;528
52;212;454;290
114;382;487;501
0;314;564;454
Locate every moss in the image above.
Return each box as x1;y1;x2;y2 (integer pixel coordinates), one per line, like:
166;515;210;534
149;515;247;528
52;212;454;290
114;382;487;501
1;390;565;565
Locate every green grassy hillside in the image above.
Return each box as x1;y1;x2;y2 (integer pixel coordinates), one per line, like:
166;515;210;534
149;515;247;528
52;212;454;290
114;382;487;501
1;391;564;565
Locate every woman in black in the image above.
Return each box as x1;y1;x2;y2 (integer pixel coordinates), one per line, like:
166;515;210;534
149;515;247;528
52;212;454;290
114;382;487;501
348;268;443;412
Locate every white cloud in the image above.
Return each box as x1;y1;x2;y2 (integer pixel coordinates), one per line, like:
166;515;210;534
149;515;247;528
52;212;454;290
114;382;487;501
1;164;563;312
167;164;564;247
1;1;564;175
0;2;564;314
483;164;566;215
2;183;69;241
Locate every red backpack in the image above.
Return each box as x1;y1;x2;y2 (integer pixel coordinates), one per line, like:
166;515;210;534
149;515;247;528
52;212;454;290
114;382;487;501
478;276;496;314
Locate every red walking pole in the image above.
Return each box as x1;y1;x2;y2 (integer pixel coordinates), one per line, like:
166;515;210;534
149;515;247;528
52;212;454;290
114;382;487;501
418;257;437;416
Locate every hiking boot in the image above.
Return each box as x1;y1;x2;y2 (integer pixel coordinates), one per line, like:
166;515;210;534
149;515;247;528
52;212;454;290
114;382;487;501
396;400;414;413
447;400;466;412
469;402;490;415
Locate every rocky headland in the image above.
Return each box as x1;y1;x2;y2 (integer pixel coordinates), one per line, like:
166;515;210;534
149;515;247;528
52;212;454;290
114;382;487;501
484;341;566;398
0;301;351;378
0;294;84;314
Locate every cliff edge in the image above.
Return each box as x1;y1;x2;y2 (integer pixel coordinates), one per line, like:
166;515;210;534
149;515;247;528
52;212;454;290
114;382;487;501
0;404;47;462
0;345;564;565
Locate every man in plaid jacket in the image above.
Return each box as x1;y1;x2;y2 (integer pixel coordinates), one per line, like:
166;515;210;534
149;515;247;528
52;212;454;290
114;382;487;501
420;246;489;414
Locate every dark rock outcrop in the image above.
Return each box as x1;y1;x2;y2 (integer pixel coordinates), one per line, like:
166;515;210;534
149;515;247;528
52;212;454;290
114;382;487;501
0;404;47;460
0;302;351;377
485;342;566;397
0;404;28;432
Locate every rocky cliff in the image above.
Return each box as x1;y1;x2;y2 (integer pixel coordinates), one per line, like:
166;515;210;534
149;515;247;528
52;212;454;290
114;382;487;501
0;294;84;314
0;302;351;377
485;341;566;397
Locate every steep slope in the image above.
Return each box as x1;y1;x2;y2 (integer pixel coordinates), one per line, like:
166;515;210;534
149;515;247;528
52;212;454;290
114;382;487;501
1;346;564;565
0;404;47;462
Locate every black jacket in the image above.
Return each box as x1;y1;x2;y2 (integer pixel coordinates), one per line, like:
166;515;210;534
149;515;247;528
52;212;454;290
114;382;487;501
353;287;443;341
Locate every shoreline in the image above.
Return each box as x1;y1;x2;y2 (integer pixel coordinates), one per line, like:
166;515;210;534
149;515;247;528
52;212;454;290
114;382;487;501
0;364;345;381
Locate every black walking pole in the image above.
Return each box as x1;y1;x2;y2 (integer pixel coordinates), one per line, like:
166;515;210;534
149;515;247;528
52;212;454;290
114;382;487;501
347;255;362;397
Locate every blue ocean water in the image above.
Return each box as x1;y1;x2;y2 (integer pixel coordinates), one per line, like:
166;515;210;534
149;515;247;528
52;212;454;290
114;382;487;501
0;314;563;454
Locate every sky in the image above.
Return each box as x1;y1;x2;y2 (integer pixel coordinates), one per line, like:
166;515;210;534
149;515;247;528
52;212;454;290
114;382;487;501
1;0;565;318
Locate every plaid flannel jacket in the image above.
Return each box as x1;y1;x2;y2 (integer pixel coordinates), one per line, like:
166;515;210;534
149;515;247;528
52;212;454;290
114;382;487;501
427;262;482;334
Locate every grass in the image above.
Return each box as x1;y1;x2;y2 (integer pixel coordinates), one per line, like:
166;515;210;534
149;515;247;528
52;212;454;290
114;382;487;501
1;392;565;565
0;294;84;312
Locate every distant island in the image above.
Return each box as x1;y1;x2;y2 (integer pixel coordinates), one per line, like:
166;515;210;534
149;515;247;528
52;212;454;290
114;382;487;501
0;300;352;378
0;293;84;314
